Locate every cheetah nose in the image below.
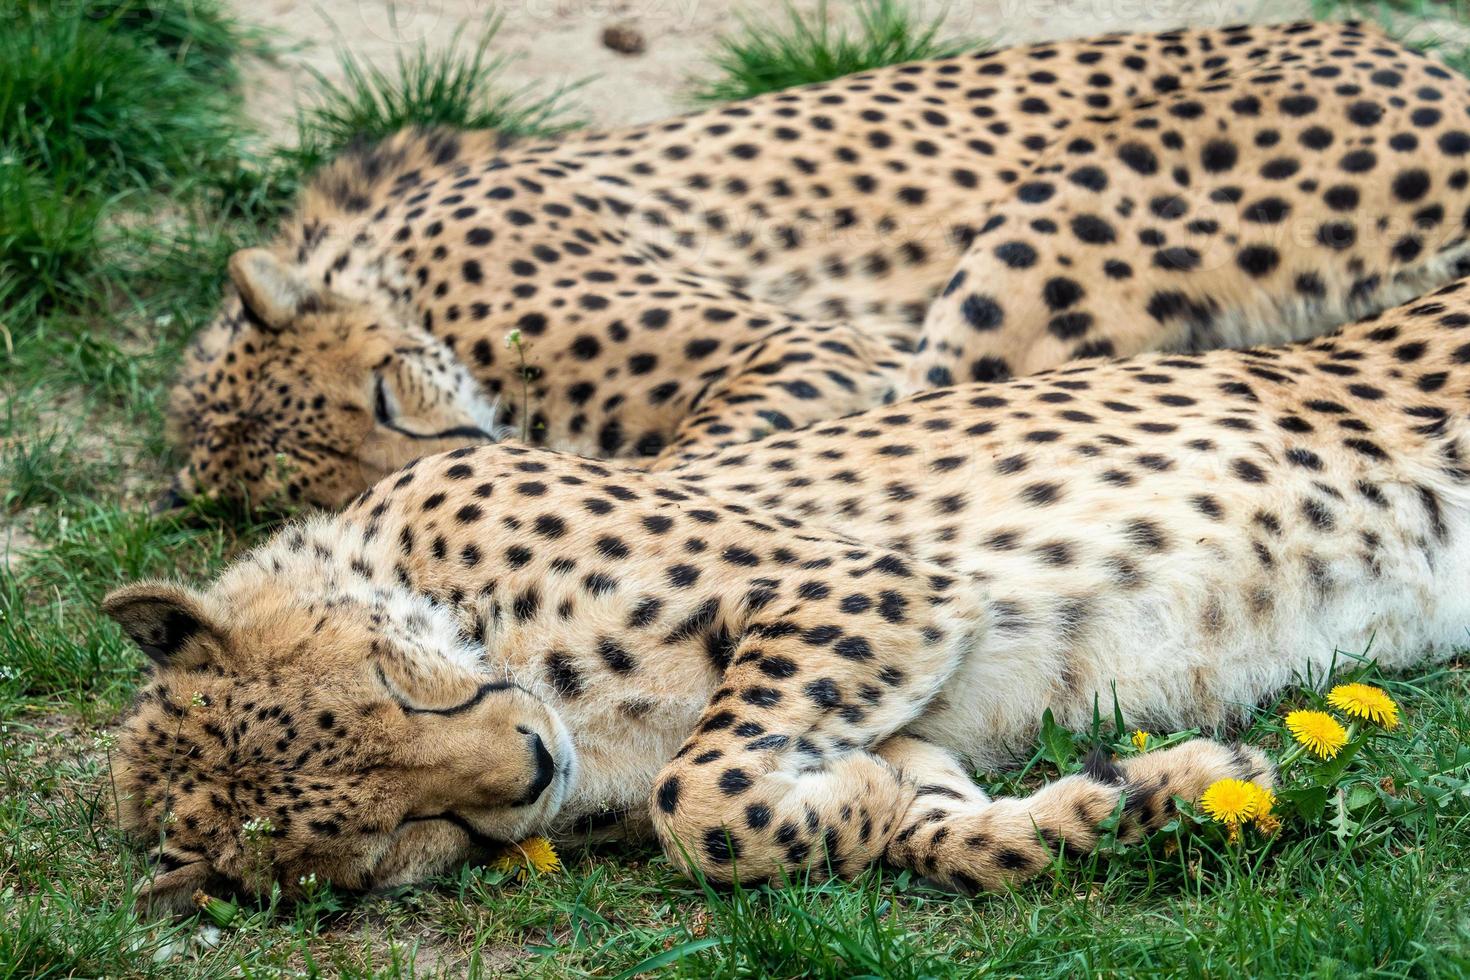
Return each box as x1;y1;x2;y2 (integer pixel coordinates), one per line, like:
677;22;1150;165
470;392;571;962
515;727;556;806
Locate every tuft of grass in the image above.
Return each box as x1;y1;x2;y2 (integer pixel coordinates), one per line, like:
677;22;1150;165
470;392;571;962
0;0;263;324
283;17;583;178
0;572;142;717
689;0;982;104
80;0;267;87
0;3;250;194
668;873;953;979
1311;0;1466;18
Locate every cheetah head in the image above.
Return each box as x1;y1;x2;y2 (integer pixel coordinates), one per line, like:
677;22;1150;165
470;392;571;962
102;573;575;912
164;248;505;512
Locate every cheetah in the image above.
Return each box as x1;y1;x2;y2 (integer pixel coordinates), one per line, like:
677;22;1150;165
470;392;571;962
108;274;1470;908
166;21;1470;507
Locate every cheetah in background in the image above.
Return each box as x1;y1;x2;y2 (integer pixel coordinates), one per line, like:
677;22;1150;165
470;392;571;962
107;275;1470;907
168;21;1470;507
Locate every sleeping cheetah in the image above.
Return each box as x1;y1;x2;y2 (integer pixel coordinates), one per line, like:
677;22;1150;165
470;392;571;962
168;21;1470;507
108;275;1470;908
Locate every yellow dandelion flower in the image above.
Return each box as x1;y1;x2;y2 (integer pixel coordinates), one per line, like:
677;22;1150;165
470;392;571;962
491;836;561;880
1249;784;1276;820
1200;778;1259;824
1247;784;1280;833
1286;709;1348;758
1327;683;1399;729
1131;730;1151;752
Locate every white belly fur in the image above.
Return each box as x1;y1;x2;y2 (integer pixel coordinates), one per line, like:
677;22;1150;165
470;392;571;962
915;472;1470;769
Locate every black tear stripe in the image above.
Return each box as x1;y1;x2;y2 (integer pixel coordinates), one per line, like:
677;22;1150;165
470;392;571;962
376;665;518;715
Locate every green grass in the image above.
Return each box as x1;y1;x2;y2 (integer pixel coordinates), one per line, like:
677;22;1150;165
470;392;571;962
4;0;1470;975
0;161;113;318
283;18;583;178
0;0;267;325
82;0;266;86
688;0;982;104
1;2;249;191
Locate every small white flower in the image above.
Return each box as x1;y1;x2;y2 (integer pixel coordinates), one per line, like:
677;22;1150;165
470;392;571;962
504;328;523;349
92;731;119;752
242;816;275;842
189;691;207;708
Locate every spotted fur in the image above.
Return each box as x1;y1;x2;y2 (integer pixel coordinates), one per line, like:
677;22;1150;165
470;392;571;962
165;21;1466;507
910;23;1470;388
109;275;1470;907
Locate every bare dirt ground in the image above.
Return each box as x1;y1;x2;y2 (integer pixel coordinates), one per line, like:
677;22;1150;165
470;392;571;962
234;0;1312;140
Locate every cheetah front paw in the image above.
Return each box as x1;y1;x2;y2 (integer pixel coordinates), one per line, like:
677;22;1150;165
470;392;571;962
883;738;1274;894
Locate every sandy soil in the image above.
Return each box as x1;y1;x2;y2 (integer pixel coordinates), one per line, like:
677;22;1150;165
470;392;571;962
234;0;1313;141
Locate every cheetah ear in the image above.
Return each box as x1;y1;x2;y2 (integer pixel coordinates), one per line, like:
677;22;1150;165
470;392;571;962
134;849;212;916
102;582;225;670
228;248;322;331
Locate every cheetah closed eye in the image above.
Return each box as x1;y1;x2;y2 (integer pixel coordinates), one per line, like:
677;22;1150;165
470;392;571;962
166;21;1470;508
108;275;1470;908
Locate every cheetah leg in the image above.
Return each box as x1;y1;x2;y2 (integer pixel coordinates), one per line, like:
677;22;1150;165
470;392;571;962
881;738;1274;894
654;740;918;883
651;321;902;468
648;548;983;884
